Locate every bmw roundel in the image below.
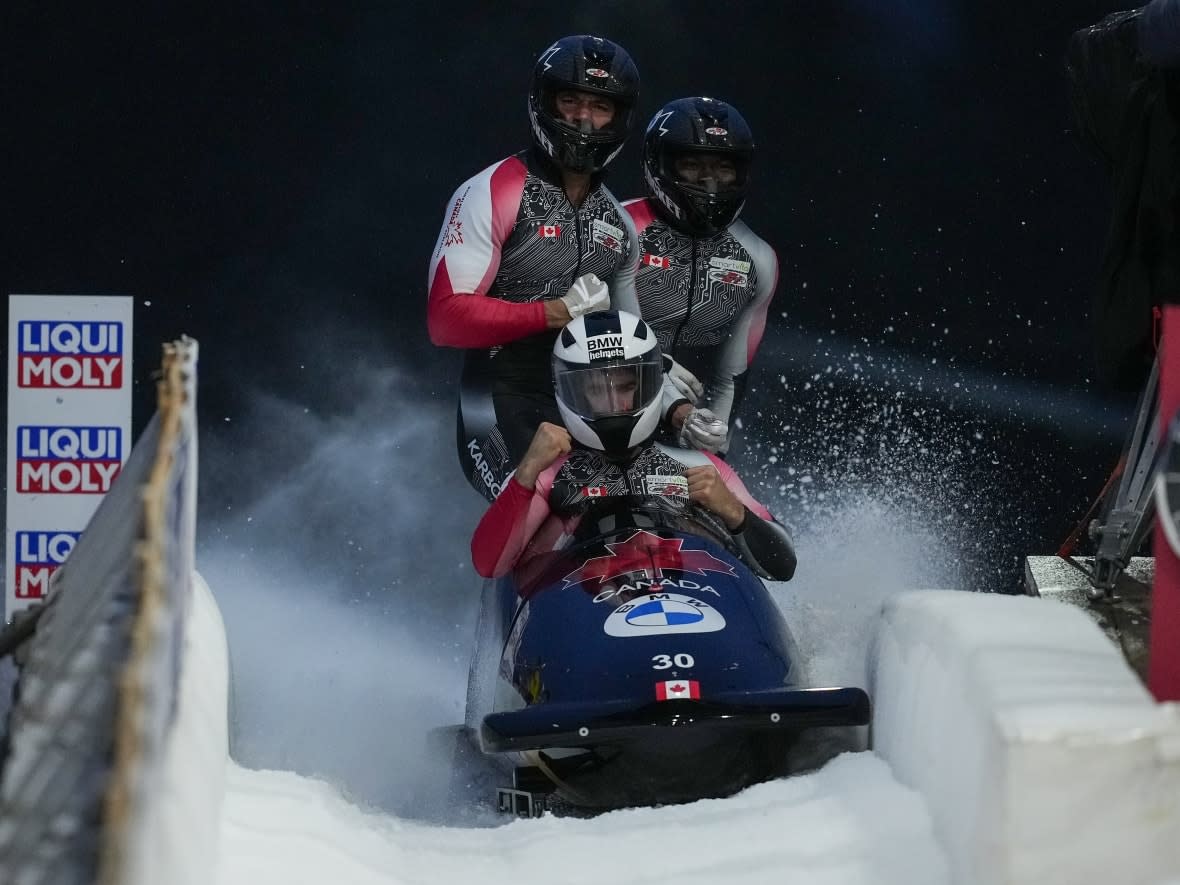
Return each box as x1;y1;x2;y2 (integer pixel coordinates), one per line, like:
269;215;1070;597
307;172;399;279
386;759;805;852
604;593;726;637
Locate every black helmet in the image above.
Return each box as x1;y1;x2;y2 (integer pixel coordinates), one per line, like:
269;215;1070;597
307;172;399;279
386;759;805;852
528;35;640;175
643;97;755;236
553;310;664;456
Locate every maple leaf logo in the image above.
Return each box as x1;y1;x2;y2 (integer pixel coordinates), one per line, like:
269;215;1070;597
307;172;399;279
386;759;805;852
562;530;736;588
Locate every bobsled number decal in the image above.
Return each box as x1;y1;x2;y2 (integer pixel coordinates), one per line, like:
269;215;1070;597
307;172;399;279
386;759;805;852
652;653;695;669
604;593;725;637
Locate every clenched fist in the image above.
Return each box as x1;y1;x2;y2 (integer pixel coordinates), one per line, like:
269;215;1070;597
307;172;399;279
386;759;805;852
515;422;572;488
685;465;745;530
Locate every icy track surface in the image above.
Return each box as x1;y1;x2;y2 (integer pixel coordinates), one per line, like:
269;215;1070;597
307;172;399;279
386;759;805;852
217;752;948;885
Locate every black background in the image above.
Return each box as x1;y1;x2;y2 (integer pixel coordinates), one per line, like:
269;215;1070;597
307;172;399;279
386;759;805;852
3;2;1142;594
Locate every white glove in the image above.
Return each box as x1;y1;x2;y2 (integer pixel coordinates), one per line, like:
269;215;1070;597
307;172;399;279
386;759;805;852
559;272;610;320
662;354;703;404
679;407;728;454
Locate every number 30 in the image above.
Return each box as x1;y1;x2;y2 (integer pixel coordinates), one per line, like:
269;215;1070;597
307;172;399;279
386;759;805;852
652;653;695;669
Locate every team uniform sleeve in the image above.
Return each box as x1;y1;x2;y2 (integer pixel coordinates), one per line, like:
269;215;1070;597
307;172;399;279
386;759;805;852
706;223;779;428
470;466;559;578
609;196;642;317
705;452;797;581
427;157;549;348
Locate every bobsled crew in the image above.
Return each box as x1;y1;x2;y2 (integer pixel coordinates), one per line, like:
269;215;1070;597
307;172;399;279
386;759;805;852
426;35;871;814
455;310;870;815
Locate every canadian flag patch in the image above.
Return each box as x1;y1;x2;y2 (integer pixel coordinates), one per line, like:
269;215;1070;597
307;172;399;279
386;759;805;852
643;253;671;269
582;486;609;497
539;225;562;238
655;680;700;701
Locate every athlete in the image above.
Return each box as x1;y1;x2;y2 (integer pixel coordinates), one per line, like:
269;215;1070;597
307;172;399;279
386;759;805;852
427;35;642;501
470;310;796;582
624;97;779;455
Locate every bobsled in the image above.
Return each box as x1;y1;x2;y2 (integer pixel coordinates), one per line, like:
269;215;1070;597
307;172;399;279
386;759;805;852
455;495;871;816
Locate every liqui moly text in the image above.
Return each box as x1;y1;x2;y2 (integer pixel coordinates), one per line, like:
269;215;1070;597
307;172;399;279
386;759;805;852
13;531;81;599
15;425;123;493
17;320;125;388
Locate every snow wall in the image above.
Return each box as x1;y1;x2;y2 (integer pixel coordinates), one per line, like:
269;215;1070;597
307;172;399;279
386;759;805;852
1;336;1179;884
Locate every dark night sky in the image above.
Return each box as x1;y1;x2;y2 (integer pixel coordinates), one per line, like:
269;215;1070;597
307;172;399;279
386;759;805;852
2;2;1143;592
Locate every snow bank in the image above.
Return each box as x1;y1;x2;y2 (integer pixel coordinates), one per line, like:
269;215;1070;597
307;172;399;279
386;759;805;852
134;571;229;885
872;590;1180;885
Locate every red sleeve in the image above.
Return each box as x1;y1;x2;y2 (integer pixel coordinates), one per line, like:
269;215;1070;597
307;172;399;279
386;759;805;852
427;157;549;348
471;478;535;577
623;197;658;238
470;459;562;577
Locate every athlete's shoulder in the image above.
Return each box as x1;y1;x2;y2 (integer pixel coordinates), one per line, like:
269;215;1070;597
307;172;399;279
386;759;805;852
727;218;777;267
453;153;530;193
622;197;661;230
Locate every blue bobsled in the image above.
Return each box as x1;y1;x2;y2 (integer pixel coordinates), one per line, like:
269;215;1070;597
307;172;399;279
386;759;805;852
460;497;871;813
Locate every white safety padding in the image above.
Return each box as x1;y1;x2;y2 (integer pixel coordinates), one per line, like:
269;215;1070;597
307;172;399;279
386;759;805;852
128;571;229;885
872;590;1180;885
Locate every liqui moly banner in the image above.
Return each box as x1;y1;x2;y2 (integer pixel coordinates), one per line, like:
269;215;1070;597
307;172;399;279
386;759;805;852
5;295;133;618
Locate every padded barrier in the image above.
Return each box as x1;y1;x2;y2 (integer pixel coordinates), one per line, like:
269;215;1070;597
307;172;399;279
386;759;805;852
872;590;1180;885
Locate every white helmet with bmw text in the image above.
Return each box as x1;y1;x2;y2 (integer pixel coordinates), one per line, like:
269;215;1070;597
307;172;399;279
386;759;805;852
552;310;663;456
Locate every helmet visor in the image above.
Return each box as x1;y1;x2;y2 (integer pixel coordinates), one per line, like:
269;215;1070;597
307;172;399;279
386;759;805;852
554;360;662;420
665;147;749;195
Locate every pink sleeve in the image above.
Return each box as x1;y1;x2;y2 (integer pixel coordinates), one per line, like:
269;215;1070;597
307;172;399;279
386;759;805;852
427;157;549;348
705;453;774;520
623;197;657;234
470;461;562;578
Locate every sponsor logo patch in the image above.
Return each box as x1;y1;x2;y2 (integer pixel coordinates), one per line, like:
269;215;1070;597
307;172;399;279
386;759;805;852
443;189;467;247
17;321;125;389
466;437;502;498
704;127;728;136
645;474;688;499
592;218;624;254
709;268;749;286
604;593;727;637
15;426;123;494
709;257;751;274
586;333;625;361
586;68;609;78
14;530;81;599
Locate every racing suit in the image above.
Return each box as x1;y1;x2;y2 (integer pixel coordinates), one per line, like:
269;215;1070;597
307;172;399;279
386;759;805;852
428;149;640;499
471;442;797;582
623;198;778;447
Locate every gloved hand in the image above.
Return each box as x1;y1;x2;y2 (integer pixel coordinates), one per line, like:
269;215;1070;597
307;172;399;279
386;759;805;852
559;272;610;320
679;407;728;454
662;354;703;404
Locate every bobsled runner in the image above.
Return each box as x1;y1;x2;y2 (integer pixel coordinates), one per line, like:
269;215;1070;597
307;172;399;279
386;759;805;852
450;495;871;817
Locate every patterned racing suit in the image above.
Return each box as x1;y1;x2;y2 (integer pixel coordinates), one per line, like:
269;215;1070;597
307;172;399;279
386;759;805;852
624;198;778;449
471;443;796;582
428;150;640;500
